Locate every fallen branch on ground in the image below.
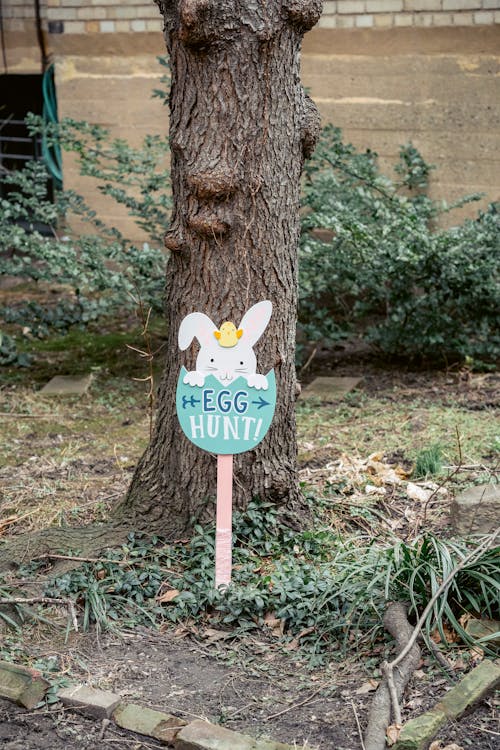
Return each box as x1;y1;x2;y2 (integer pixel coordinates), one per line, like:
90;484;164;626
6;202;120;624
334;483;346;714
364;528;500;750
364;602;421;750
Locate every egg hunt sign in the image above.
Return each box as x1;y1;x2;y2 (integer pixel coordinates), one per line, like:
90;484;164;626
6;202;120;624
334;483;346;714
176;301;276;588
176;369;276;455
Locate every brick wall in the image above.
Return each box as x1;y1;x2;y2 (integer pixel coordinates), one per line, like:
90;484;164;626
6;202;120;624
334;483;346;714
44;0;163;36
2;0;498;38
1;0;163;35
319;0;500;28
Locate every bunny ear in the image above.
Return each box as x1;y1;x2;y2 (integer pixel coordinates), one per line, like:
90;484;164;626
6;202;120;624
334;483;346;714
238;301;272;346
178;312;217;350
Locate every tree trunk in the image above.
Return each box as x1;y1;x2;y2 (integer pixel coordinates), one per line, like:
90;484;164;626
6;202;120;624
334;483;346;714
117;0;322;536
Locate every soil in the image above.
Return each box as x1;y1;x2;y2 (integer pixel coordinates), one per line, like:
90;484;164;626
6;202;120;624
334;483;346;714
0;627;498;750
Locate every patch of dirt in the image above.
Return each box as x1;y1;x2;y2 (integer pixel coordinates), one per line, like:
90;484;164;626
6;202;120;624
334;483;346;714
0;629;498;749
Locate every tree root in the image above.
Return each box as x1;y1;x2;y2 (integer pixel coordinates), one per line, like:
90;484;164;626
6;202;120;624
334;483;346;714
364;602;421;750
0;523;131;575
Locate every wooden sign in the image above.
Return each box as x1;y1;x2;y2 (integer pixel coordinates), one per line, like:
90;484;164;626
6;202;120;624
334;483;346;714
176;301;275;587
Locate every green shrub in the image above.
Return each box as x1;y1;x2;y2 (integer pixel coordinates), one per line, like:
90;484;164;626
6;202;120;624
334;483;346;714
2;67;499;368
0;62;171;361
300;125;500;364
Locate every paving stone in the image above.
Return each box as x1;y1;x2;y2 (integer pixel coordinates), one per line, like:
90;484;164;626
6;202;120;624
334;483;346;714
113;703;186;744
395;660;500;750
40;374;93;395
465;617;500;645
394;709;447;750
438;659;500;719
174;719;292;750
58;684;121;719
300;376;362;402
0;660;49;709
450;482;500;534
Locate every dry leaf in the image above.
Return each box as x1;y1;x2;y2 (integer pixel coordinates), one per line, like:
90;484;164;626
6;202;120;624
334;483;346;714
157;588;180;603
285;626;315;651
264;611;285;636
431;623;459;644
468;646;484;664
430;744;464;750
365;484;386;495
386;723;402;746
458;612;473;628
406;482;432;503
355;679;379;694
394;464;412;480
172;625;190;638
202;628;228;642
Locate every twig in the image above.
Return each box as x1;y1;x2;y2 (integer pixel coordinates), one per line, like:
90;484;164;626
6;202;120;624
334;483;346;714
264;684;326;721
99;718;111;740
127;286;155;441
33;553;132;567
299;346;317;375
425;635;457;680
0;595;78;632
351;700;367;750
382;528;500;724
423;426;463;522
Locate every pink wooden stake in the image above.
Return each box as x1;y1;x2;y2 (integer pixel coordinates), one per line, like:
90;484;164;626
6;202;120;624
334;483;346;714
215;453;233;588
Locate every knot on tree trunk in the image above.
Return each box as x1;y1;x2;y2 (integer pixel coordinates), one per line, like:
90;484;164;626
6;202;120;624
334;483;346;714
284;0;323;31
164;231;186;253
300;89;321;159
178;0;217;46
186;171;239;200
187;209;231;237
164;216;188;254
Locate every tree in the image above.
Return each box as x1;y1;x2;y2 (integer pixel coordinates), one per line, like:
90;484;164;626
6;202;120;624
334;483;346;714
0;1;322;569
117;0;323;536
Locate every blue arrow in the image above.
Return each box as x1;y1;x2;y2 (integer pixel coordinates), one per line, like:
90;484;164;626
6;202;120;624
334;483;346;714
182;395;201;409
251;396;270;410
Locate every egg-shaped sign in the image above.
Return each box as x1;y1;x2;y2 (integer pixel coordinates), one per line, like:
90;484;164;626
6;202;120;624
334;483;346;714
176;301;276;455
176;367;276;455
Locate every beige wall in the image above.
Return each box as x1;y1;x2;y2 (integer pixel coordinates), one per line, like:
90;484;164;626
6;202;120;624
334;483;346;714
2;3;500;240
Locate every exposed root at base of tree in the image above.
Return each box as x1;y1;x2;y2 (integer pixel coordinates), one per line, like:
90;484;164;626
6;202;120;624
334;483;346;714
364;602;421;750
0;523;130;575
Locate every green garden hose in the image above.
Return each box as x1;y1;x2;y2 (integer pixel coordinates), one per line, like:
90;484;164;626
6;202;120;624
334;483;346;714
42;63;63;189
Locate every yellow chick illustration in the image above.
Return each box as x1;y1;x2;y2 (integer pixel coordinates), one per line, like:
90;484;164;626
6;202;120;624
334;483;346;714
214;321;243;348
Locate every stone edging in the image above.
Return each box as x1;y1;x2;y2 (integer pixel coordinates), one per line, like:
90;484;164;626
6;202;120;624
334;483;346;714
0;660;294;749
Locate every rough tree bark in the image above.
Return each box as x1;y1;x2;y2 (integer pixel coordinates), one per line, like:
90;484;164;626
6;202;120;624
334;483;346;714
116;0;322;536
0;1;321;570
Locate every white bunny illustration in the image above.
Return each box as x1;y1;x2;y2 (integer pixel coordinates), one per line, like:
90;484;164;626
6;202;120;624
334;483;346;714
178;300;272;390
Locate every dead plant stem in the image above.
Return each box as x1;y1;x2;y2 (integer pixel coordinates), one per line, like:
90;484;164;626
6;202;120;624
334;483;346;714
351;700;367;750
265;684;326;721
